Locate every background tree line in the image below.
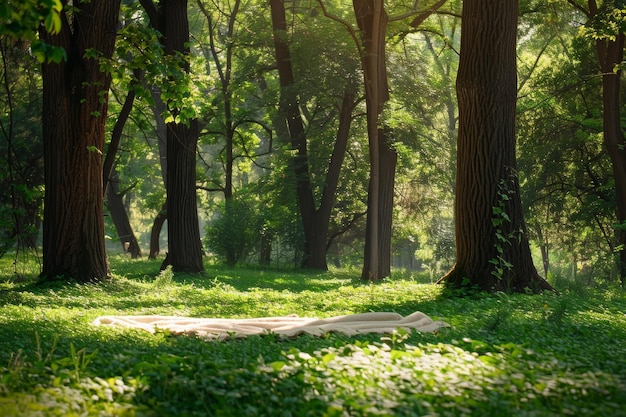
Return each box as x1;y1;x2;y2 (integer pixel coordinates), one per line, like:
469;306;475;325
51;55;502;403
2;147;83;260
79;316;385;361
1;0;624;290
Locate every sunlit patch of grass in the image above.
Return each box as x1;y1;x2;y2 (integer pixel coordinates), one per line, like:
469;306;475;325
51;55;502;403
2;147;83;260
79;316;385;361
0;255;625;416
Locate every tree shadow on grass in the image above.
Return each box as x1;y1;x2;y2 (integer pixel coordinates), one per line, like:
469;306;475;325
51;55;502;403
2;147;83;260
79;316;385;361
3;304;624;417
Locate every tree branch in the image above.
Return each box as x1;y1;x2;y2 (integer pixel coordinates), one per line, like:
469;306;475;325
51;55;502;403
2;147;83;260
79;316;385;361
315;0;363;57
138;0;161;30
409;0;448;28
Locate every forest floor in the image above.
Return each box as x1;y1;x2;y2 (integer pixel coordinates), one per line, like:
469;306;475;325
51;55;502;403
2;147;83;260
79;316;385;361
1;255;625;416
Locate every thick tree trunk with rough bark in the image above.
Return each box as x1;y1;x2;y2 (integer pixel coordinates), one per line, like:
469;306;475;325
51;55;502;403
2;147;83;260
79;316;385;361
163;0;204;272
39;0;121;282
439;0;553;293
165;120;204;272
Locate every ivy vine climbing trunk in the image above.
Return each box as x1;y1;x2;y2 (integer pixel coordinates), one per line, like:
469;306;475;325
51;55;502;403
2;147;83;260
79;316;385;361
39;0;121;282
438;0;554;293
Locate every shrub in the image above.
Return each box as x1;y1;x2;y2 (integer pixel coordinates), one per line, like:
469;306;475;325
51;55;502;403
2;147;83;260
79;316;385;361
205;198;261;266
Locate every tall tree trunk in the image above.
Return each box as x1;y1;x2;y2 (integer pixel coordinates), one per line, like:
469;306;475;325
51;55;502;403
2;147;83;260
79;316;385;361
165;120;204;272
197;0;240;201
269;0;357;270
141;0;204;272
592;1;626;286
439;0;553;293
39;0;121;282
306;90;357;269
361;130;397;279
269;0;315;264
353;0;390;280
107;174;141;258
103;69;140;193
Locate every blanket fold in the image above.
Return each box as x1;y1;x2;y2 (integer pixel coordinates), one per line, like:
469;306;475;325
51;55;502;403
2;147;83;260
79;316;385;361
93;311;448;339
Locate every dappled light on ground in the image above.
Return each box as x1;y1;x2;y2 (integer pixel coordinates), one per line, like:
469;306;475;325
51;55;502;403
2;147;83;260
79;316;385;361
1;258;625;415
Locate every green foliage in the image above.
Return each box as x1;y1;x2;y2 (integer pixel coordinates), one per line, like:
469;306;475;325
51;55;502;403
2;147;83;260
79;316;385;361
386;16;459;273
0;257;625;416
0;36;44;261
205;197;263;265
516;2;619;283
0;0;66;63
579;0;626;42
0;0;62;38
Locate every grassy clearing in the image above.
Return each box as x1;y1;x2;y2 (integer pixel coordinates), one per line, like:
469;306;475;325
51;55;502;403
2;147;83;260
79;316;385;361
1;255;625;416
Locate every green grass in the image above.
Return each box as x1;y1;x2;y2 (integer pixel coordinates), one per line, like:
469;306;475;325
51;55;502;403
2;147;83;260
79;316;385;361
1;255;625;416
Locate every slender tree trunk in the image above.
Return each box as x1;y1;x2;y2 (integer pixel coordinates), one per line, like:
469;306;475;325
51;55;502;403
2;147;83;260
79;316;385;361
197;0;241;201
305;90;358;269
439;0;553;293
39;0;121;282
361;130;397;279
103;70;140;193
101;68;141;259
149;201;167;259
353;0;389;280
269;0;357;270
107;174;141;258
269;0;315;241
146;88;168;259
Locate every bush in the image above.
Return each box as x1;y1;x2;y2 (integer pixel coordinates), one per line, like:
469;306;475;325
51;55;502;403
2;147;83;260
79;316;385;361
205;198;261;266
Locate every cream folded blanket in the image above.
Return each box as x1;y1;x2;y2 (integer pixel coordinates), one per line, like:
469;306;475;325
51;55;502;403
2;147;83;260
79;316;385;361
93;311;448;340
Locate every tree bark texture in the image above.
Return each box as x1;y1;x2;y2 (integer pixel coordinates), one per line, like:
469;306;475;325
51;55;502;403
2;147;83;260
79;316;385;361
142;0;204;272
39;0;121;282
165;119;204;272
353;0;391;280
361;130;397;280
440;0;553;293
590;0;626;287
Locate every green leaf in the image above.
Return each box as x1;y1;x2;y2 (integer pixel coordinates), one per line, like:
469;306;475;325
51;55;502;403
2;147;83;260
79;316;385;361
44;10;62;34
322;353;335;364
269;361;285;371
86;146;102;155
